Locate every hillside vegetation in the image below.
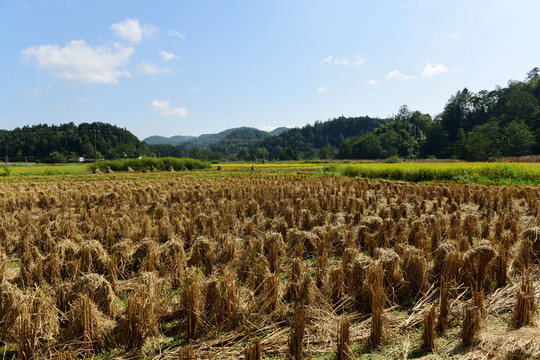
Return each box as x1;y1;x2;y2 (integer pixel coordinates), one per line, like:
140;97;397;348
146;67;540;162
338;68;540;161
2;68;539;163
0;122;152;163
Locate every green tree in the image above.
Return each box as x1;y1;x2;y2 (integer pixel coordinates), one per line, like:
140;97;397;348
351;133;383;159
421;122;450;158
501;89;539;127
440;88;474;141
501;120;535;156
47;151;66;163
461;122;501;161
319;145;336;159
237;148;250;161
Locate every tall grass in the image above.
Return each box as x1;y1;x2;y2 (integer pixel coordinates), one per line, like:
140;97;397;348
340;163;540;185
91;157;210;172
0;166;11;177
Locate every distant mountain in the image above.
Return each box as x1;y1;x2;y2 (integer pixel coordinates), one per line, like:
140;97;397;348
209;127;273;154
143;126;288;148
143;135;196;145
145;118;386;160
269;127;289;135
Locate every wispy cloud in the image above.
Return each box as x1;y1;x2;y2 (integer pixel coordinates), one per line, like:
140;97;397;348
111;18;158;44
352;55;366;67
421;63;449;77
321;54;366;67
21;40;133;84
168;30;185;39
317;86;326;93
23;88;40;96
160;51;181;61
333;58;349;67
137;62;170;74
366;79;380;85
75;96;89;103
321;55;334;64
386;70;414;81
191;86;203;93
150;100;188;118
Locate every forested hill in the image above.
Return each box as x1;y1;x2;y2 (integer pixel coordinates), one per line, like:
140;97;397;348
209;127;275;154
149;116;386;160
246;116;387;160
3;68;539;163
143;135;196;145
338;67;540;161
143;126;288;147
0;122;152;162
148;127;277;159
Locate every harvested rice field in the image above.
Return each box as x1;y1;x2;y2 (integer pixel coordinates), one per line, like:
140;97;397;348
0;172;539;359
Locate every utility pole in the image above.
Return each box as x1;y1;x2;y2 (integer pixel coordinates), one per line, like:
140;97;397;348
94;129;97;163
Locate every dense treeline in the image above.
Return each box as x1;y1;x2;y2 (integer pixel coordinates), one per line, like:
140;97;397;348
0;122;152;162
148;127;273;162
337;107;430;159
150;143;224;162
250;116;385;160
209;127;271;155
148;116;385;162
339;68;540;161
2;68;539;163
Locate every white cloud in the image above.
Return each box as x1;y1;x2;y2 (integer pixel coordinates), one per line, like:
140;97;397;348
23;88;40;96
448;33;460;40
367;79;380;85
169;30;185;39
53;104;67;109
421;63;449;77
353;55;366;67
75;96;89;103
150;100;188;118
386;70;414;80
321;55;334;64
322;54;365;67
142;23;159;38
111;18;142;43
317;86;326;93
333;58;349;67
111;18;158;44
191;86;203;93
160;51;181;61
21;40;134;84
137;62;170;74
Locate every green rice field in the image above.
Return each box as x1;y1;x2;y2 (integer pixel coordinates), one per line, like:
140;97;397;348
1;161;540;186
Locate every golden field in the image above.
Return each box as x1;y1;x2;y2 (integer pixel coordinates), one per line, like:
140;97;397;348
0;171;539;359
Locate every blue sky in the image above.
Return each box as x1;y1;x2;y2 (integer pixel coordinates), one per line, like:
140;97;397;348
1;0;539;139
